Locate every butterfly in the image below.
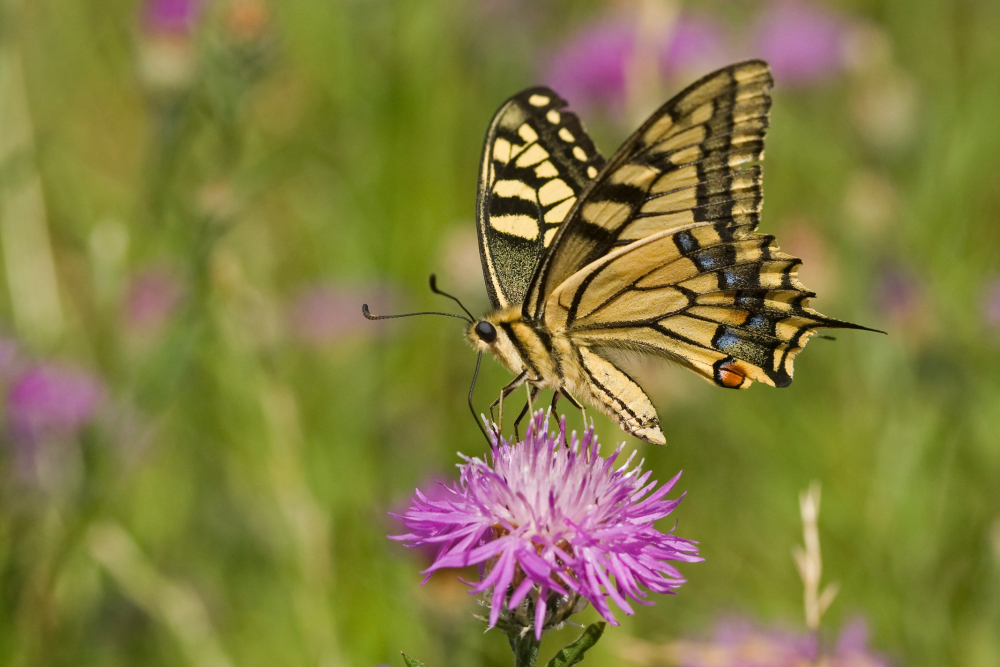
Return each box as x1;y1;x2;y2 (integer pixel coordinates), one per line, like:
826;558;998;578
461;60;875;445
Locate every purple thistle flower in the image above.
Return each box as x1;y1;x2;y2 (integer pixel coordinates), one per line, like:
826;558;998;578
143;0;201;35
754;1;848;86
138;0;201;93
874;265;928;338
665;616;891;667
6;364;105;445
660;14;733;79
390;475;457;566
393;410;701;639
543;12;734;114
543;20;635;112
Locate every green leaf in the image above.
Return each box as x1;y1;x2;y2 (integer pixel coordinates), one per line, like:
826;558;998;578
401;652;426;667
543;622;606;667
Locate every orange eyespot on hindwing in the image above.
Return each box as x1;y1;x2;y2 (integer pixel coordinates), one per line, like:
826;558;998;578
714;359;751;389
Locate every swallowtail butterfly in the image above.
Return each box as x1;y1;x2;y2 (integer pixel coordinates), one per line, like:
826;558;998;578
464;60;875;444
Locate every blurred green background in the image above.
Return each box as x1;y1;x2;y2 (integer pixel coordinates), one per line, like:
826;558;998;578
1;0;998;665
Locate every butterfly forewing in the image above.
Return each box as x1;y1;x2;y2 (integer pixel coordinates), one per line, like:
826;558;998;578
476;87;605;309
525;60;773;318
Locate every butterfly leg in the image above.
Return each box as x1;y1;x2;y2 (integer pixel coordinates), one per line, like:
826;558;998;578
512;386;539;441
489;371;528;433
559;389;588;431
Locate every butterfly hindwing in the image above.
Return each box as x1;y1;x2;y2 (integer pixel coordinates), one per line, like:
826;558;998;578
476;87;605;309
571;346;663;444
545;225;869;391
525;60;773;317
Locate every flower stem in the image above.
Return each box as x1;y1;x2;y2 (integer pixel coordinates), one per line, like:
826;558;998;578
507;630;540;667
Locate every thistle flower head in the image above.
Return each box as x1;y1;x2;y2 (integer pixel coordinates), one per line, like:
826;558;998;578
393;410;700;639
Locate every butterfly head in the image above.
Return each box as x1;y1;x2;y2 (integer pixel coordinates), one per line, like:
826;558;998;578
472;320;497;344
465;309;527;377
465;314;505;354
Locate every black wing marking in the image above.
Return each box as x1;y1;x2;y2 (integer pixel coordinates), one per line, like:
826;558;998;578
476;87;605;309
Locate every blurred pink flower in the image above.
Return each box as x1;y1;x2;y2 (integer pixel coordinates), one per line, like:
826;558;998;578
689;617;816;665
138;0;201;93
875;267;921;325
544;13;736;112
663;616;891;667
6;364;105;446
124;267;185;333
143;0;201;35
835;617;885;662
288;283;394;346
983;277;1000;329
660;14;732;79
755;1;848;86
544;19;635;112
873;265;932;343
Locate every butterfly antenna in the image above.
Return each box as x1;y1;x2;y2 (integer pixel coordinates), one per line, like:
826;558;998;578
361;303;470;322
469;351;489;442
429;274;476;322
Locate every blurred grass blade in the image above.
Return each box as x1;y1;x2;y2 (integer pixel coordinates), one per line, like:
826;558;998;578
0;37;64;346
87;522;233;667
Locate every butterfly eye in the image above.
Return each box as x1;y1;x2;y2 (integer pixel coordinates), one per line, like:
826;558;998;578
475;321;497;343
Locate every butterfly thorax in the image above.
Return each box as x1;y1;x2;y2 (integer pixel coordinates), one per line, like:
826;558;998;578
466;308;563;391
